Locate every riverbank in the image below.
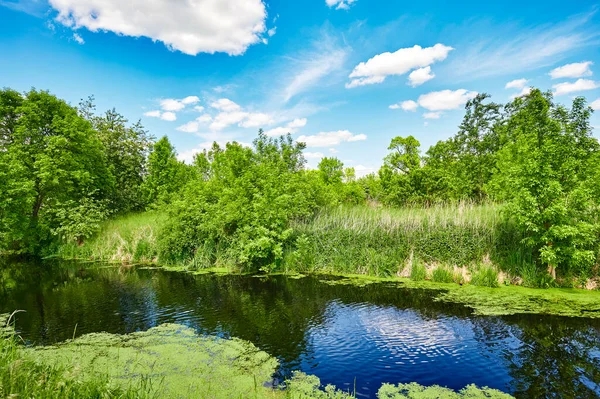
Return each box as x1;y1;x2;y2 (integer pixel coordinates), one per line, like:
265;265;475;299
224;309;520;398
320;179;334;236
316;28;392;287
52;207;600;319
1;314;513;398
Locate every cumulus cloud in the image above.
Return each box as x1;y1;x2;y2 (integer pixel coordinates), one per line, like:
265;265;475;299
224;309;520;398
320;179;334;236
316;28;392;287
176;120;200;133
144;110;162;118
194;105;205;112
144;109;177;121
416;89;478;111
423;112;441;119
239;112;274;128
210;98;242;112
160;112;177;121
591;98;600;110
265;118;307;137
389;100;418;111
325;0;357;10
390;89;477;115
160;96;200;112
505;78;528;90
549;61;593;79
297;130;366;147
346;44;453;88
408;66;435;87
48;0;268;56
553;79;599;96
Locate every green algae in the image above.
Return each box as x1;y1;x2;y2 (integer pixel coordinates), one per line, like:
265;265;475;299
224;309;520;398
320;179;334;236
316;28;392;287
377;382;514;398
313;274;600;318
28;323;279;399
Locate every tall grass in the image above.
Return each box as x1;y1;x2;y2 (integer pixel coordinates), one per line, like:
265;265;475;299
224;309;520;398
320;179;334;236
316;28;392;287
285;203;527;278
55;211;167;263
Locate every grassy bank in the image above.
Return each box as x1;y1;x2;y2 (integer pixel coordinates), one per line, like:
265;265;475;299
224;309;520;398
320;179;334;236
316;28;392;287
54;211;166;264
1;315;512;398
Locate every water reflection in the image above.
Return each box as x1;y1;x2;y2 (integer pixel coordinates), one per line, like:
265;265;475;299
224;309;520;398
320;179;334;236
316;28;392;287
1;259;599;398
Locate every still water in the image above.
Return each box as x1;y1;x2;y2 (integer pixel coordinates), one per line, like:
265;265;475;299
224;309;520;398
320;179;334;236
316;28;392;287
1;260;599;398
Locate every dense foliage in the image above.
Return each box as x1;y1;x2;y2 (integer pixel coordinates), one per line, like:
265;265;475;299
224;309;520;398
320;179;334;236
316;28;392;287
1;86;599;283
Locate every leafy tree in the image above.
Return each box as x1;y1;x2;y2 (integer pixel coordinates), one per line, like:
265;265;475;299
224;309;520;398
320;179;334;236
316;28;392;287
489;89;599;279
0;88;113;253
379;135;422;206
159;131;329;271
143;136;190;206
79;97;154;213
317;157;344;185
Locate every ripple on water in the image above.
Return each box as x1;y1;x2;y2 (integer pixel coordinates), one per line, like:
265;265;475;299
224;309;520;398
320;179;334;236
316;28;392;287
302;300;512;396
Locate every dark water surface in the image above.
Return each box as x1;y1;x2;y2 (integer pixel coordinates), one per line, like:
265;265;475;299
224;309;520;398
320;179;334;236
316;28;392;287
1;259;600;398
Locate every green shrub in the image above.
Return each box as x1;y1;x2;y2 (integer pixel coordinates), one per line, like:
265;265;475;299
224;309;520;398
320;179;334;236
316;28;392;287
432;266;454;283
471;266;499;288
410;261;427;281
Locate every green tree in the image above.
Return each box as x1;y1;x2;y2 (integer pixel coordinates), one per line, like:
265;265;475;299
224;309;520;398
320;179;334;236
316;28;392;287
143;136;189;206
0;88;113;253
489;89;599;279
79;97;154;213
379;135;422;206
317;157;344;185
159;131;329;271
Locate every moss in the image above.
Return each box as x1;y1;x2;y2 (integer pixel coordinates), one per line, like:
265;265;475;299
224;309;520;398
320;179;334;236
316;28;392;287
377;382;513;398
28;323;280;398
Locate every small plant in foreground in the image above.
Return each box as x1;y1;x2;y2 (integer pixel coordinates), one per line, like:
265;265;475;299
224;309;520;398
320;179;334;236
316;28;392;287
410;260;427;281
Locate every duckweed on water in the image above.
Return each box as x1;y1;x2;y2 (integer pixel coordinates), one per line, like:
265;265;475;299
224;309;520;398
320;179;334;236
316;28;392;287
317;275;600;318
27;323;279;398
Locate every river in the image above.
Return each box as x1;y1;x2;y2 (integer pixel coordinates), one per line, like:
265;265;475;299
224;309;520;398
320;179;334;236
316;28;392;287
1;259;599;398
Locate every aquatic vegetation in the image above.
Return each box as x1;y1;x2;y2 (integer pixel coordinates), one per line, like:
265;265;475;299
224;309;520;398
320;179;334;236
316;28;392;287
29;323;279;398
377;382;513;398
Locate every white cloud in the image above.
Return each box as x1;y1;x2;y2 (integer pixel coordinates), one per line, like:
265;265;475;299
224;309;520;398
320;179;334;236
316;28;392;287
325;0;357;10
408;66;435;87
591;98;600;110
553;79;599;96
160;112;177;121
194;106;205;112
176;121;199;133
417;89;478;111
505;78;528;90
549;61;593;79
423;112;441;119
304;152;325;159
197;114;212;123
210;98;241;112
297;130;366;147
446;13;598;80
283;41;348;102
346;44;453;88
267;27;276;37
182;96;200;105
144;110;162;118
389;100;418;111
144;109;177;121
287;118;307;129
73;32;84;44
265;118;307;137
239;112;274;128
210;111;249;130
329;148;338;154
48;0;268;56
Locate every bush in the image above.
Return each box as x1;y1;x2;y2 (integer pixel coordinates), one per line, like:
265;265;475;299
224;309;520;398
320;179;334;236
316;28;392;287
432;266;454;283
471;266;499;288
158;132;330;272
410;260;427;281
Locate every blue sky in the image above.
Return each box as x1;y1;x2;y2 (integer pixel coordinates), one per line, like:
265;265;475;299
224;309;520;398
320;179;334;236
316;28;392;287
1;0;599;175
